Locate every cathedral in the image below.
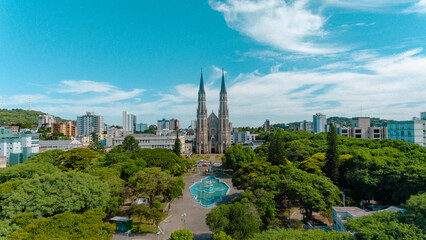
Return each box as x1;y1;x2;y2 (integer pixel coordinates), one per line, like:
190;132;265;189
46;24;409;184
195;71;231;154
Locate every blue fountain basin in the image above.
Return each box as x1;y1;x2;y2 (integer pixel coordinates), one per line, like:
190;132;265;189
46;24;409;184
189;176;230;208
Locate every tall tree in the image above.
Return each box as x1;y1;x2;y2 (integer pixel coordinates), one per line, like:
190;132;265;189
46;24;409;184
0;172;109;218
122;135;140;153
324;123;339;184
222;144;258;171
129;168;184;208
267;131;287;165
206;203;262;240
346;211;424;240
173;130;181;156
8;209;115;240
169;229;193;240
55;148;100;171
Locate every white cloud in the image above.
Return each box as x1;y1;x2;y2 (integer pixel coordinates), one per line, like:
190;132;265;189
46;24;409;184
323;0;416;11
404;0;426;13
270;63;282;73
58;80;116;94
209;0;346;54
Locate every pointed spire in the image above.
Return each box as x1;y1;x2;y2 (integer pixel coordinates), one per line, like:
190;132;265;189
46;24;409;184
199;70;205;94
220;69;227;94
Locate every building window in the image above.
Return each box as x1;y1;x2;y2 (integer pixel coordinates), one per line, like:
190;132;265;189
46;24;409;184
374;134;380;138
374;129;380;133
355;129;361;133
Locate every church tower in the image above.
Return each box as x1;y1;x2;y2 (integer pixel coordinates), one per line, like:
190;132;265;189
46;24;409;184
196;72;209;154
218;71;231;153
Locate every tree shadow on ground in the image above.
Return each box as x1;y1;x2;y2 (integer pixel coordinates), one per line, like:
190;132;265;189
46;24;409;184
218;192;242;205
193;233;212;240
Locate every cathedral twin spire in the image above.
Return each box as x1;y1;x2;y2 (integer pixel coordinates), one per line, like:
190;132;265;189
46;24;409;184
196;69;231;154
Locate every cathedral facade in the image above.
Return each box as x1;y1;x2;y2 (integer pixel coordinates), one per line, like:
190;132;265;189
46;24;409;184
195;71;231;154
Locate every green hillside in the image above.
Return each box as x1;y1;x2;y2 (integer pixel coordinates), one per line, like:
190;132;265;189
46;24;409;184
0;108;69;126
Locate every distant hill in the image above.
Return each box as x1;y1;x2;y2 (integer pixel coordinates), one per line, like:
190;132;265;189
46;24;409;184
0;109;69;127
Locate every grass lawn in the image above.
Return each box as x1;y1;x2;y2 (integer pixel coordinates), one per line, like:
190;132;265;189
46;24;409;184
131;210;168;234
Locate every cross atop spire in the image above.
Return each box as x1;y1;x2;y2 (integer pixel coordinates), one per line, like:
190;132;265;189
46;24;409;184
199;70;205;94
220;69;227;94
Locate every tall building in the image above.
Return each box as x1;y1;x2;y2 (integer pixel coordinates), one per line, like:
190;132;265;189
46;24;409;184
157;118;179;131
76;112;104;136
190;120;197;130
0;127;39;166
387;120;426;147
38;114;56;128
231;129;258;144
421;112;426;120
299;120;313;132
337;117;387;140
196;71;231;154
135;123;148;132
170;118;180;130
264;120;270;132
313;113;327;133
123;111;136;133
52;121;77;137
157;118;171;131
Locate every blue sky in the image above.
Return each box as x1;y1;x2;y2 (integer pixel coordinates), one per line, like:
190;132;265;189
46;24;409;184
0;0;425;127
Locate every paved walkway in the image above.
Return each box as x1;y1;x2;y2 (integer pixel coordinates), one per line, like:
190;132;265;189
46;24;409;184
113;155;241;240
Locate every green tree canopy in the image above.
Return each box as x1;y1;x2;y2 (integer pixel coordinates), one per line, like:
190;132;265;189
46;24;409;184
24;149;64;165
0;172;109;218
135;148;187;176
173;133;182;156
129;167;184;208
8;209;115;240
213;231;234;240
298;152;326;175
268;131;287;165
232;160;272;190
325;123;339;184
222;144;258;171
122;135;140;153
55;148;100;171
206;203;262;240
282;166;342;220
249;228;351;240
346;211;424;240
403;192;426;232
88;141;105;153
169;229;194;240
0;162;59;184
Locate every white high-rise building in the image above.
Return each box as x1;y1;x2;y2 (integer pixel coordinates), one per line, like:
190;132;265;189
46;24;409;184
38;114;56;128
313;113;327;133
123;111;136;133
76;112;104;136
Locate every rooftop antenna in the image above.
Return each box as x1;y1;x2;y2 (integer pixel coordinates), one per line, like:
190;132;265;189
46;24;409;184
28;96;31;111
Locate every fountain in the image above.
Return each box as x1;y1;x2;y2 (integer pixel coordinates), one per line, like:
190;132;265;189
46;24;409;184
189;176;230;208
